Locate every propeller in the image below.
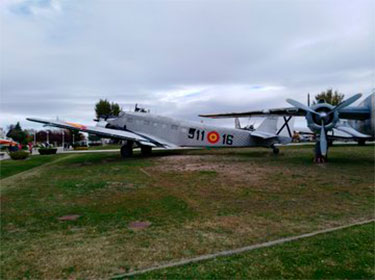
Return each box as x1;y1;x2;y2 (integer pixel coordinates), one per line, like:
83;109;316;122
320;120;327;156
327;93;362;115
286;98;320;115
286;93;362;158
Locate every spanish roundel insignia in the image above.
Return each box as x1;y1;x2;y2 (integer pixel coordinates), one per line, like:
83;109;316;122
207;131;220;144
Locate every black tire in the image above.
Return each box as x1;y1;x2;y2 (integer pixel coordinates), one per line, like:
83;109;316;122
140;145;152;156
121;142;133;158
273;147;279;155
358;139;366;146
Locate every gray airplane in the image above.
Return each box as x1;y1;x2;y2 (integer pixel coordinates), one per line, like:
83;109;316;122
27;107;294;158
200;93;375;162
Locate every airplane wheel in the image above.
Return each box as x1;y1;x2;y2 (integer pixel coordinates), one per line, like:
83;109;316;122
140;145;152;156
358;140;366;146
121;141;133;158
273;147;279;155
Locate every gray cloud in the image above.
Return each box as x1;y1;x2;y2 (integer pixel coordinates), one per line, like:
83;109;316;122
0;0;374;130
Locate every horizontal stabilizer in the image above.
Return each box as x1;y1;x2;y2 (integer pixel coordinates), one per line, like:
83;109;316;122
251;131;277;139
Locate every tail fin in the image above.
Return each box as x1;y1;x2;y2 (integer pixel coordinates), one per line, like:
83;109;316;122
234;118;241;129
257;116;278;133
254;116;294;144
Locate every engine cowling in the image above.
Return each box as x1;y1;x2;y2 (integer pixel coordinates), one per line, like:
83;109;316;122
305;103;339;132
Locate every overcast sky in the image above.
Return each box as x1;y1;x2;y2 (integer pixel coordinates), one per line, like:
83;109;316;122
0;0;374;131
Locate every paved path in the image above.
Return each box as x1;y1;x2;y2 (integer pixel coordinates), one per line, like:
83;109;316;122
112;219;374;279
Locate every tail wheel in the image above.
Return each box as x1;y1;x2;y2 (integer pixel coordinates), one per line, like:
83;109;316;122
271;145;279;155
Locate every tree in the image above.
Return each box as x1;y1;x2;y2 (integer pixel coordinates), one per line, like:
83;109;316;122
6;122;28;144
95;99;112;120
314;89;344;105
95;99;121;120
111;102;121;117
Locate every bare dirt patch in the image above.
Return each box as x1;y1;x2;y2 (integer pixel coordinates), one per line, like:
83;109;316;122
150;154;268;184
128;221;152;230
58;215;81;221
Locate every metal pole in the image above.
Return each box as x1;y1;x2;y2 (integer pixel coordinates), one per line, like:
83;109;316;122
34;132;36;145
47;131;49;145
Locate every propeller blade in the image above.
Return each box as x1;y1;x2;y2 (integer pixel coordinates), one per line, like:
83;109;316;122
320;121;327;156
286;99;319;115
333;93;362;112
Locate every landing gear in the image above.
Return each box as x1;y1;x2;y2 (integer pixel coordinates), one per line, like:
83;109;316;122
358;139;366;146
314;141;327;163
120;141;133;158
271;145;279;155
140;145;152;156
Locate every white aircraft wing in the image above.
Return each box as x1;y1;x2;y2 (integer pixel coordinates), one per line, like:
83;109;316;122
200;106;370;120
26;118;158;147
129;131;179;149
334;125;372;139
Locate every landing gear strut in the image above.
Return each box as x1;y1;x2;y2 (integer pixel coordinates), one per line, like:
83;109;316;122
314;141;327;163
121;141;133;158
271;145;279;155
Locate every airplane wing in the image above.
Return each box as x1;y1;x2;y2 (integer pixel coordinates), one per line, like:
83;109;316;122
199;106;370;120
26;118;158;147
199;107;305;118
297;126;372;139
334;125;372;139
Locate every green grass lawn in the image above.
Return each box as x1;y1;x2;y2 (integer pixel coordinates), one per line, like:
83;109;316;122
0;154;69;179
132;222;374;279
0;144;374;279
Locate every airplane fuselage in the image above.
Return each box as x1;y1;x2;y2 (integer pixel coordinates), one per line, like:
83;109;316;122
108;112;280;148
348;93;375;137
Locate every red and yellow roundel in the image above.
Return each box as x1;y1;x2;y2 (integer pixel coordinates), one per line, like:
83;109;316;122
207;131;220;144
66;122;87;130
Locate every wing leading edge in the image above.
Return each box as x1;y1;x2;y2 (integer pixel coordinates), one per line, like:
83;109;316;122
26;118;157;147
199;107;305;118
200;106;370;120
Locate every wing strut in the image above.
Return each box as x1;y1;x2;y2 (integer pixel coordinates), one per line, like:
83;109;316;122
276;116;293;137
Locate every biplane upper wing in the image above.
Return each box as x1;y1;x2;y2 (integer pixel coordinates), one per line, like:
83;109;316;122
26;118;159;147
199;106;370;120
199;107;305;118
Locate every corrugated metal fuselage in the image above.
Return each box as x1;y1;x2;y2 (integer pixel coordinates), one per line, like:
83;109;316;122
109;112;277;148
348;93;375;137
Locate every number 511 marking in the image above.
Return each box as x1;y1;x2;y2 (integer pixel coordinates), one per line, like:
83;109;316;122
188;128;233;145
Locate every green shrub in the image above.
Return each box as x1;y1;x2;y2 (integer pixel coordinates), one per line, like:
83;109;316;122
38;148;57;155
9;151;30;160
